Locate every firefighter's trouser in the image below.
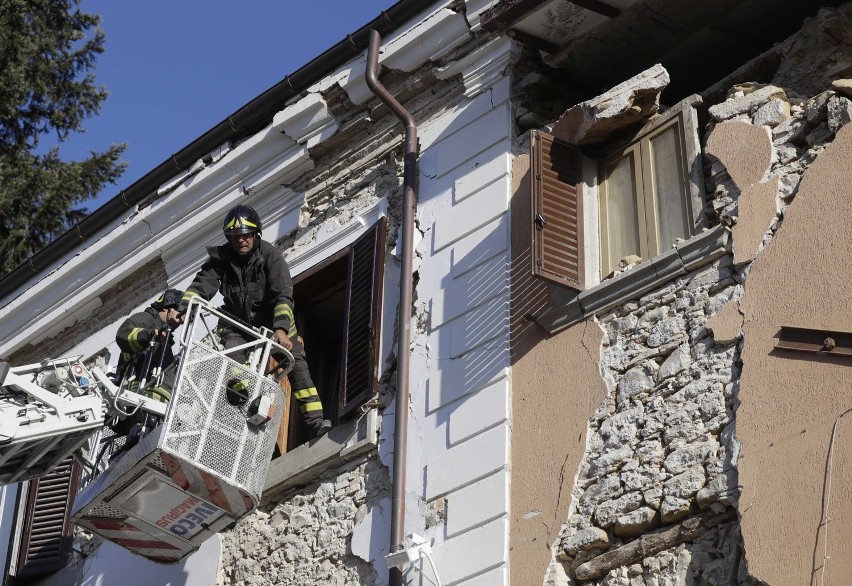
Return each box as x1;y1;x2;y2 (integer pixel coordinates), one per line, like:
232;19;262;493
220;329;325;425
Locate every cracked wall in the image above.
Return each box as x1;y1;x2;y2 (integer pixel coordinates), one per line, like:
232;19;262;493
516;4;852;584
735;115;852;586
217;455;390;586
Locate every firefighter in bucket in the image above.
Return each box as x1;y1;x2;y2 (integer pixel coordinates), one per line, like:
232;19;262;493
177;205;332;438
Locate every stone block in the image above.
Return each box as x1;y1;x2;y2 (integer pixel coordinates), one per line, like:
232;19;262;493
827;95;852;132
656;345;692;381
617;366;654;405
805;90;834;124
614;506;659;537
660;496;691;524
552;64;669;145
431;518;508;585
772;116;811;146
753;98;790;127
664;465;707;499
425;423;508;499
831;78;852;99
664;441;718;475
448;378;509;445
563;527;610;556
446;470;508;536
696;468;739;509
708;85;786;121
594;491;644;527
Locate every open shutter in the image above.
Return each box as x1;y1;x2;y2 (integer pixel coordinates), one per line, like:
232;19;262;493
531;130;585;290
339;218;387;418
15;457;80;579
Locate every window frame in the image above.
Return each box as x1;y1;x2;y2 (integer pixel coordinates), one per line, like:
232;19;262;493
7;457;80;581
279;217;387;453
598;111;693;276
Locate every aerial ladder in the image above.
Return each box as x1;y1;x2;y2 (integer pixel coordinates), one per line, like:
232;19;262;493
0;298;293;563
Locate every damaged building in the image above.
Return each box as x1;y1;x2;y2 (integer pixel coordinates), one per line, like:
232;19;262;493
1;0;852;584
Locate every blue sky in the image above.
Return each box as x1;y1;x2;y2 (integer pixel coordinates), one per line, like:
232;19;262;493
63;1;394;212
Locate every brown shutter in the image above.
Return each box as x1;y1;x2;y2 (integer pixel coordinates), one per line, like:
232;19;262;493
339;218;387;418
531;130;585;290
14;457;80;579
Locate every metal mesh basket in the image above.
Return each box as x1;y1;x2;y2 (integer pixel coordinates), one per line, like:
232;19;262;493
162;342;285;498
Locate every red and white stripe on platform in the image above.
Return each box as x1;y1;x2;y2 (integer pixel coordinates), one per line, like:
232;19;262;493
84;518;187;563
161;453;254;515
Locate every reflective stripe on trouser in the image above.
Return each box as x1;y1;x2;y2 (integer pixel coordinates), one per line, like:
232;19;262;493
222;329;325;423
287;335;324;423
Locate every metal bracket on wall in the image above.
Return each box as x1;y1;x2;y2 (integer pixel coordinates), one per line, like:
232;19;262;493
775;326;852;357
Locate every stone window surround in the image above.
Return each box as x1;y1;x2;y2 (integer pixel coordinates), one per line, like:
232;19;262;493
581;94;706;289
262;407;379;504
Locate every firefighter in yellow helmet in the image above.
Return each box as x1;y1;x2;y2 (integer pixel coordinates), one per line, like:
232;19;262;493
178;204;332;438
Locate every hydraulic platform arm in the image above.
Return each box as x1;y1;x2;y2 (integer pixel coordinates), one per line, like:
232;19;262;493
0;298;295;563
0;354;169;486
0;358;105;485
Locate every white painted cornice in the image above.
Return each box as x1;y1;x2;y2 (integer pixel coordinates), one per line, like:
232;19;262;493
322;6;472;105
273;93;339;149
0;123;314;357
436;36;519;98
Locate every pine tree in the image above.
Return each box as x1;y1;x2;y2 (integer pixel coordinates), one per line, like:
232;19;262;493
0;0;126;277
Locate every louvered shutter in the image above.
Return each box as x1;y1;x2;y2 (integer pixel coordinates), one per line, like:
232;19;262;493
339;218;387;417
15;457;80;578
531;130;585;290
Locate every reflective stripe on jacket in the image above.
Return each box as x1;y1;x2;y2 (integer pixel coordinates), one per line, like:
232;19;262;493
180;239;295;332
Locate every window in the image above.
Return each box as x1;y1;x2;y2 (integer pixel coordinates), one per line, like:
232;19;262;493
531;97;703;286
7;457;80;582
598;115;692;276
278;218;387;452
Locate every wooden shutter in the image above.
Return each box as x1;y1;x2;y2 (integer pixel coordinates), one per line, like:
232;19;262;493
14;457;80;579
530;130;585;290
339;218;387;418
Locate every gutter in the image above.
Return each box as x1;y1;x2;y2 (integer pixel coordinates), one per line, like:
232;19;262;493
365;29;418;586
0;0;437;302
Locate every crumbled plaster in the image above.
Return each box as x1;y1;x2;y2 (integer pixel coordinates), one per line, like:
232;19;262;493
706;121;774;190
730;177;779;265
705;301;744;346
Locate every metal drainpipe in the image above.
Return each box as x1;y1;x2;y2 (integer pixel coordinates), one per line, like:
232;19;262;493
365;29;418;586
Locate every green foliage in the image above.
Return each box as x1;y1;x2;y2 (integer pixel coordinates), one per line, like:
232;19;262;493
0;0;126;277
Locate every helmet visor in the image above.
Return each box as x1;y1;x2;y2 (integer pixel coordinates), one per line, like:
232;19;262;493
225;226;257;236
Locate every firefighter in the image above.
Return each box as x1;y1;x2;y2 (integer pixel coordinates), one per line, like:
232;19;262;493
115;288;183;403
178;204;332;438
110;288;183;451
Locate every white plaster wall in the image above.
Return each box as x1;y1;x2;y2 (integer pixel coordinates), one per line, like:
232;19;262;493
403;71;514;585
75;535;220;586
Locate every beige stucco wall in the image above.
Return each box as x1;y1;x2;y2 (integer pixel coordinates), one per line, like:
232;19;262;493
737;123;852;584
510;318;605;583
508;151;607;582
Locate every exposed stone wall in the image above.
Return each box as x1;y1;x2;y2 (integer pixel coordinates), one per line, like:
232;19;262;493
217;454;390;586
546;6;852;583
549;253;744;585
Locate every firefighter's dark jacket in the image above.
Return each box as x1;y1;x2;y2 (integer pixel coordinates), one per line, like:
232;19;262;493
116;306;174;374
180;239;295;333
